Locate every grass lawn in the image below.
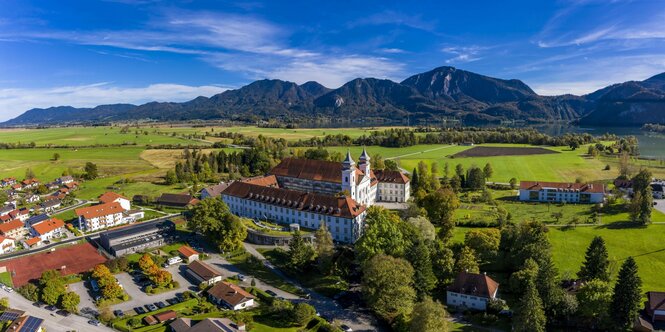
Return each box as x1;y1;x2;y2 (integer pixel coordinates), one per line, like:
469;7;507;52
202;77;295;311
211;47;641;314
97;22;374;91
0;272;13;287
226;250;306;296
0;126;202;146
258;248;348;297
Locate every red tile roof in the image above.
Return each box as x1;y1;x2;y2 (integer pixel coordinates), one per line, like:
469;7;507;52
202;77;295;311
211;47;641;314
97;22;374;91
208;281;254;307
76;202;124;219
0;219;25;234
178;245;199;258
222;181;365;218
646;291;665;311
98;192;129;204
519;181;605;193
154;310;177;323
32;218;65;235
448;272;499;298
374;169;410;184
270;158;345;183
187;260;222;280
24;237;41;246
243;175;279;187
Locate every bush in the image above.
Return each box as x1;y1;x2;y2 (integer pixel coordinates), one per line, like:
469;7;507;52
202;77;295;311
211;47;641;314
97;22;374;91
18;283;39;302
292;303;316;326
128;317;142;328
145;285;153;294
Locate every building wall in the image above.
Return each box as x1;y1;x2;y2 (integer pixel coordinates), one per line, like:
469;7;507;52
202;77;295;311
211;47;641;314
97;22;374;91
0;239;15;254
79;212;126;231
377;182;409;203
222;194;364;243
519;189;603;204
446;291;489;311
275;176;341;196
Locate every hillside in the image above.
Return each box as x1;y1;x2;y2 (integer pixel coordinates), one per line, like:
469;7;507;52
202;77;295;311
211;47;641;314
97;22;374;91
3;66;664;126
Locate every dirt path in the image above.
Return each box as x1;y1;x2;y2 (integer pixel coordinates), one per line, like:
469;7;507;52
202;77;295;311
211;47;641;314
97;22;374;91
385;145;454;160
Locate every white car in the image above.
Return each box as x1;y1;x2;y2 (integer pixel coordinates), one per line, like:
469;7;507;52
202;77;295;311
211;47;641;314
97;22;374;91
340;324;353;332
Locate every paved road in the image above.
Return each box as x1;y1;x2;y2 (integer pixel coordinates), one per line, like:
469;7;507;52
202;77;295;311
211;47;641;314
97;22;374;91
242;243;380;332
654;198;665;214
2;287;112;331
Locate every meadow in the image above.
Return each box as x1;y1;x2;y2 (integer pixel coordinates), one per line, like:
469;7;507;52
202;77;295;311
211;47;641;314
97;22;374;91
0;126;201;146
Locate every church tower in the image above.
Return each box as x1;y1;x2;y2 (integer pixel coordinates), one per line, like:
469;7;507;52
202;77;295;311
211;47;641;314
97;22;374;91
358;147;371;178
341;150;356;200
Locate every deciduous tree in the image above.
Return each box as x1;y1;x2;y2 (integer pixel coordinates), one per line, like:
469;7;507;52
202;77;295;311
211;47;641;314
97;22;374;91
420;188;459;241
61;291;80;313
314;222;334;274
577;279;612;327
355;207;406;263
362;254;416;323
409;297;448;332
454;246;479;274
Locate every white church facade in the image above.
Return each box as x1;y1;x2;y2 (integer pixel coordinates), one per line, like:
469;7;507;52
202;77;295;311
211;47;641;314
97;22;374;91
221;149;410;243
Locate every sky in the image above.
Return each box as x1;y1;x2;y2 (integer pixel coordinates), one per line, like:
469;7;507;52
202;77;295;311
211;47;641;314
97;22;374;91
1;0;665;121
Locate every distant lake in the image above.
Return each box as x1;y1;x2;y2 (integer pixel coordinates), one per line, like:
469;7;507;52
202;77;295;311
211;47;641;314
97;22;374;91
533;125;665;160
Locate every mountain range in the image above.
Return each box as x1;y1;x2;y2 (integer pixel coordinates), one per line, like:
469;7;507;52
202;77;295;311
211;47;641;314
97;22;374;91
4;66;665;126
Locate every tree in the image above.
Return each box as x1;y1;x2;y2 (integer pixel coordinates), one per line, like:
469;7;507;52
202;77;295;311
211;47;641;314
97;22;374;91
630;169;653;225
420;188;459;241
362;254;416;322
406;216;436;242
61;291;80;313
165;170;177;185
509;177;518;189
407;240;436;299
513;280;546;332
431;240;455;288
619;151;631;178
84;162;99;180
52;153;61;161
464;228;500;264
292;302;316;326
18;283;39;302
385;159;399;171
149;270;173;288
610;257;642;330
25;168;35;179
409;297;448;332
189;198;247;251
483;163;493;180
288;230;315;271
0;297;8;310
138;254;156;273
411;168;419;192
314;222;334;274
466;166;485;190
576;279;612;327
355;206;407;263
578;236;610;282
454;246;479;274
41;279;65;306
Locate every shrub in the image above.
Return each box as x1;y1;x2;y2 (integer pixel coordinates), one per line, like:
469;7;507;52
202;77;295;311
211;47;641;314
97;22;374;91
145;285;153;294
128;317;142;328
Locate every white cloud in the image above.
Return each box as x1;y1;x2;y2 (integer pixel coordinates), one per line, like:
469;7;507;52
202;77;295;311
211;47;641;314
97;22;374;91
0;83;228;121
379;48;407;54
442;45;487;64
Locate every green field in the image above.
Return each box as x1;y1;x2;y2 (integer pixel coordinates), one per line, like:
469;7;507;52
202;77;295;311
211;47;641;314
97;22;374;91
0;126;202;146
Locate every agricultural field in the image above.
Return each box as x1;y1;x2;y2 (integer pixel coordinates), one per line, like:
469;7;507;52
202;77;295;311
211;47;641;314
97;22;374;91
0;126;202;146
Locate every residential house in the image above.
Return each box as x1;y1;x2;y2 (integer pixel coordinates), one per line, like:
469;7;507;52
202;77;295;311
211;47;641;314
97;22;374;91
153;310;177;323
0;308;26;322
156;193;199;208
1;177;17;187
0;215;11;223
6;315;44;332
0;236;16;254
25;214;49;228
645;291;665;323
122;209;145;223
20;179;39;191
11;184;21;191
447;272;500;311
519;181;605;204
22;237;42;249
0;205;14;217
45;182;59;190
374;169;411;203
98;192;131;211
75;202;125;231
169;318;245;332
178;245;199;263
207;281;254;310
63;182;78;190
25;194;40;204
200;183;229;200
29;218;65;241
40;198;62;213
57;176;74;185
8;208;29;222
186;260;223;286
0;219;27;239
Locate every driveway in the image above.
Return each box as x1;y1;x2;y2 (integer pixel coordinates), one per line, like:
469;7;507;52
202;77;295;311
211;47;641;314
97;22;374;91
654;199;665;215
2;287;112;331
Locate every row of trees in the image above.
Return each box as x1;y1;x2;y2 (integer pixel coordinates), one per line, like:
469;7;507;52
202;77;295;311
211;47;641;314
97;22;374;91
92;264;126;301
18;270;80;313
137;254;176;291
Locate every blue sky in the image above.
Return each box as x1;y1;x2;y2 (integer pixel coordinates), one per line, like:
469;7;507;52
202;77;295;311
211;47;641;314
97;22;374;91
1;0;665;120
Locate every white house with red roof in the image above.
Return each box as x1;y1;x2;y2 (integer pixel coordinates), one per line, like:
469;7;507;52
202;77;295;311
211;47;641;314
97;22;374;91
0;236;16;254
75;202;126;231
29;218;65;241
519;181;605;204
8;208;29;222
98;192;131;211
447;271;500;311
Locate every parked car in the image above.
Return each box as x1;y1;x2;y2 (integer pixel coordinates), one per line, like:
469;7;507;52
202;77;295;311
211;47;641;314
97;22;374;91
166;298;178;305
145;304;158;311
265;290;277;297
45;305;57;311
154;301;166;309
56;310;71;317
88;320;101;326
340;324;353;332
237;274;246;281
134;307;146;314
32;302;43;308
113;310;124;317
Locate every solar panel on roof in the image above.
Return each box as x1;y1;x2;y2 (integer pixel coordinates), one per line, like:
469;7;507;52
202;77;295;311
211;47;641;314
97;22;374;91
19;316;43;332
0;311;21;321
